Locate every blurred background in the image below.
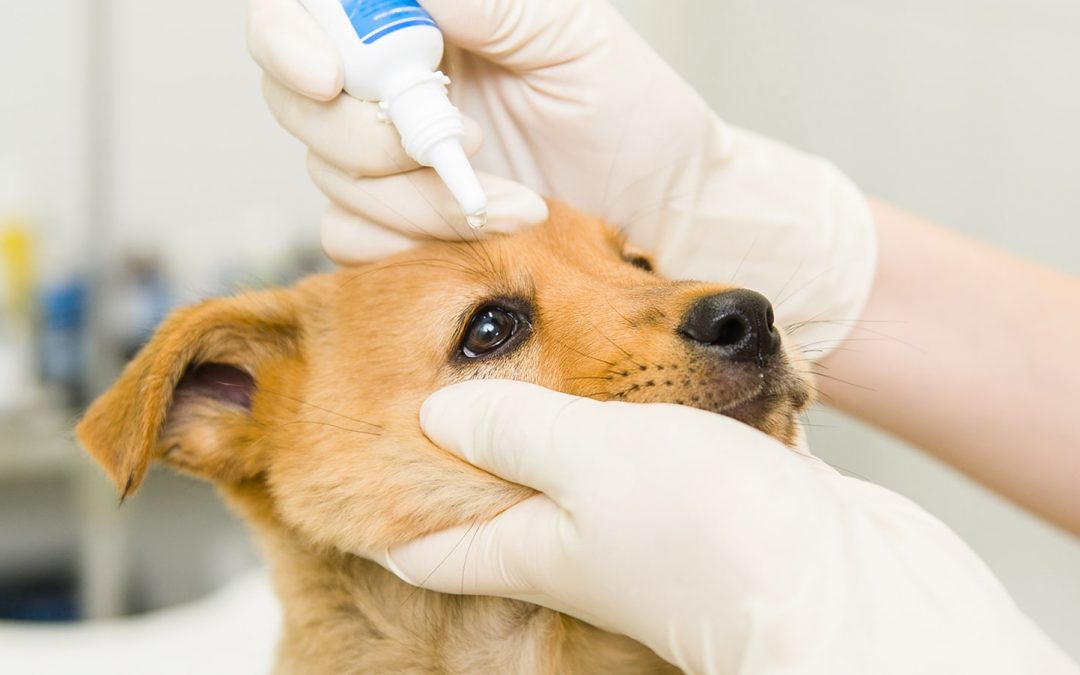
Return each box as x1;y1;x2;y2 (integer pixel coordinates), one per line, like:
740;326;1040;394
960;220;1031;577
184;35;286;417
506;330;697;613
1;0;1077;665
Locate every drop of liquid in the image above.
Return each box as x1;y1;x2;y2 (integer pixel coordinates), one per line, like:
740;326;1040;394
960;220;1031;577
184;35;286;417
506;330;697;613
465;211;487;229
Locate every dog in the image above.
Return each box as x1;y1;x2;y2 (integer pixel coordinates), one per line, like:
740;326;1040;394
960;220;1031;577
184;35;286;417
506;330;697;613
77;202;812;673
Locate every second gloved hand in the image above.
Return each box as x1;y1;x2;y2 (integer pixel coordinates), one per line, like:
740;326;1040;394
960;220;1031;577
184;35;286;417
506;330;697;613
380;380;1077;675
248;0;875;354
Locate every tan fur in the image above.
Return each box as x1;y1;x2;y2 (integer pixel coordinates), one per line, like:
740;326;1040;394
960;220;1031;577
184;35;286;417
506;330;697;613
76;203;811;674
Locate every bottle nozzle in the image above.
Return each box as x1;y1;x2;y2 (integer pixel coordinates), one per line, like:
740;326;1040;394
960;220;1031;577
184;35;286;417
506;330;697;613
382;74;487;228
424;138;487;229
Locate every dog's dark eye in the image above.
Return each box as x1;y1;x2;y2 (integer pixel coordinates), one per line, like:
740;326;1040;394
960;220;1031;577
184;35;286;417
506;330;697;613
462;307;519;358
625;255;654;272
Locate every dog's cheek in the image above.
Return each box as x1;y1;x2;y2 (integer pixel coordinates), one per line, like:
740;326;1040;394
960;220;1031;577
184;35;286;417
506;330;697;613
267;434;533;558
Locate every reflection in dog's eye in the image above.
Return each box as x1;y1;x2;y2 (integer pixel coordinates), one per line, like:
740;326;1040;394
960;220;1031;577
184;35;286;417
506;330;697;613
462;307;519;358
625;255;654;272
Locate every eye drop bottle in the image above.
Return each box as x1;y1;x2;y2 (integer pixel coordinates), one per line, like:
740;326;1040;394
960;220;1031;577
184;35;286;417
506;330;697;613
298;0;487;227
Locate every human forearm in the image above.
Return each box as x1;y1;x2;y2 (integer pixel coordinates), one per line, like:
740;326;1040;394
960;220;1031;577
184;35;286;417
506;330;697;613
819;198;1080;536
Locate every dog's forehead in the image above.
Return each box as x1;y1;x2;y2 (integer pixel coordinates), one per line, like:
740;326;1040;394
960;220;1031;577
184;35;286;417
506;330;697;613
322;212;651;356
343;213;625;291
487;212;637;284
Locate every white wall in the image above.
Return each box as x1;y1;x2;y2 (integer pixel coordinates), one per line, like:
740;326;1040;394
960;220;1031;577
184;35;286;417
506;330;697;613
105;2;321;242
0;1;92;263
104;0;324;301
618;0;1080;658
625;0;1080;269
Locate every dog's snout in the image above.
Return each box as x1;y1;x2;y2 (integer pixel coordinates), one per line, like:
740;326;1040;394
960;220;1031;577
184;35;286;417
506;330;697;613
679;290;781;362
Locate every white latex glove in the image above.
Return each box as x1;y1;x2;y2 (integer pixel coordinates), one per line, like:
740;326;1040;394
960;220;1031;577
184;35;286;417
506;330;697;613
247;0;876;352
380;380;1078;675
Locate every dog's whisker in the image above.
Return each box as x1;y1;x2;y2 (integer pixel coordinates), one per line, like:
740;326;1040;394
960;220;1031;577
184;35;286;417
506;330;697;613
592;325;643;368
782;308;836;335
795;379;834;403
798;452;876;483
576;387;619;401
348;178;448;244
795;410;838;430
274;420;382;436
602;295;637;329
727;234;760;284
400;521;480;607
239;418;382;462
565;376;615;384
799;346;861;355
787;318;906;335
787;356;831;370
365;139;499;281
228;383;382;429
616;198;683;232
602;153;699;221
337;259;485;293
567;302;645;368
797;336;885;349
400;170;498;281
461;519;483;596
772;266;837;313
770;257;806;303
790;320;924;355
802;370;874;392
548;336;618;367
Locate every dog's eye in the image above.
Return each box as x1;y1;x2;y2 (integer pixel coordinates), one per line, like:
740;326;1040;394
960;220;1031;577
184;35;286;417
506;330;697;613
462;307;519;358
625;255;654;272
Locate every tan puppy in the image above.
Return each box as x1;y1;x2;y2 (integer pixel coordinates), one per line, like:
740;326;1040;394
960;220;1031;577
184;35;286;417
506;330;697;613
77;203;812;673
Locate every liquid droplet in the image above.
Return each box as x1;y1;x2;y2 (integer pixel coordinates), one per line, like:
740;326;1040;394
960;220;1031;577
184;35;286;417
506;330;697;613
465;211;487;229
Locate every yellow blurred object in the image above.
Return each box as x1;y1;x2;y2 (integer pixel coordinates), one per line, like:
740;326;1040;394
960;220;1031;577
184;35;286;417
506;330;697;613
0;216;34;317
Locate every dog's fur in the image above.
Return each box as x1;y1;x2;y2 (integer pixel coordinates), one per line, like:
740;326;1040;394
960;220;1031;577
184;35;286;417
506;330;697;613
77;203;811;673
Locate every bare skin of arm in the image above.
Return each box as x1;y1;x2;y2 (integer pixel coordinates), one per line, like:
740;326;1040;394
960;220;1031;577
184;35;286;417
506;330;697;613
819;198;1080;537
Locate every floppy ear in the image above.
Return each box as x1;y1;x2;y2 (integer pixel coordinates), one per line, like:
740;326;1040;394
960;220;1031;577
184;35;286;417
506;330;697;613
76;288;302;500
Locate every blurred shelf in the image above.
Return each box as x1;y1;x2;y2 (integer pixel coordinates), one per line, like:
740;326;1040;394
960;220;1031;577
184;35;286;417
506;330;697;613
0;405;130;619
0;408;81;482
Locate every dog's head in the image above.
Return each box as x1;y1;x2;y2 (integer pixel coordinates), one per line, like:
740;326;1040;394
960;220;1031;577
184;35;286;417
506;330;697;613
77;203;811;558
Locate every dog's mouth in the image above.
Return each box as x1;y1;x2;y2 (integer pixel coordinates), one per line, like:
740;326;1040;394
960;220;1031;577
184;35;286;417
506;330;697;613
582;353;811;444
680;347;814;440
717;387;789;425
716;386;769;420
712;381;809;443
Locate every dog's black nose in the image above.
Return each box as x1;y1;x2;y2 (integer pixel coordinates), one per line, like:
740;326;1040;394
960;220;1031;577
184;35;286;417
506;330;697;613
680;290;781;362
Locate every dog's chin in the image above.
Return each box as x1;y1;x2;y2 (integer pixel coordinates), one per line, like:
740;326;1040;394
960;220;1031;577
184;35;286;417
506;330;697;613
716;389;805;444
693;364;810;444
719;390;777;426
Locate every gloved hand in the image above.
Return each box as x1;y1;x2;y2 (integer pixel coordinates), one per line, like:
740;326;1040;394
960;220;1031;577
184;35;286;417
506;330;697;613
381;380;1078;675
247;0;876;352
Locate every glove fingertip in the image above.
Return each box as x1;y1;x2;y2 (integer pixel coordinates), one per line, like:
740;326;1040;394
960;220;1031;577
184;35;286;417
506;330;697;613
475;175;549;234
249;0;344;101
417;385;473;452
461;116;485;158
276;34;344;101
485;189;550;233
320;206;416;265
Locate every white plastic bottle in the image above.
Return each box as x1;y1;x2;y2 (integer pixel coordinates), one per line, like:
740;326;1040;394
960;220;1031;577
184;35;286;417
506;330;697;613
299;0;487;227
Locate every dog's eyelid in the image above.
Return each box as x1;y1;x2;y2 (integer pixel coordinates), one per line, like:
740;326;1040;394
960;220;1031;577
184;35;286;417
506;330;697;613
622;252;656;273
451;295;535;363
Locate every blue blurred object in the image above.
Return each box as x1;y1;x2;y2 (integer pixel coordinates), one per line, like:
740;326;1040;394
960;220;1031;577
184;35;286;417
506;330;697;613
0;572;79;622
38;279;88;406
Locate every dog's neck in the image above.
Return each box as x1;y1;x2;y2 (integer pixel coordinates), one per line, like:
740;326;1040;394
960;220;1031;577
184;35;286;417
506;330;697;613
222;484;675;674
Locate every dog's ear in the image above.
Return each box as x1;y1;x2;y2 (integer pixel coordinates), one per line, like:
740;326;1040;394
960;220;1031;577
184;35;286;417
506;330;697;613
76;288;302;500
